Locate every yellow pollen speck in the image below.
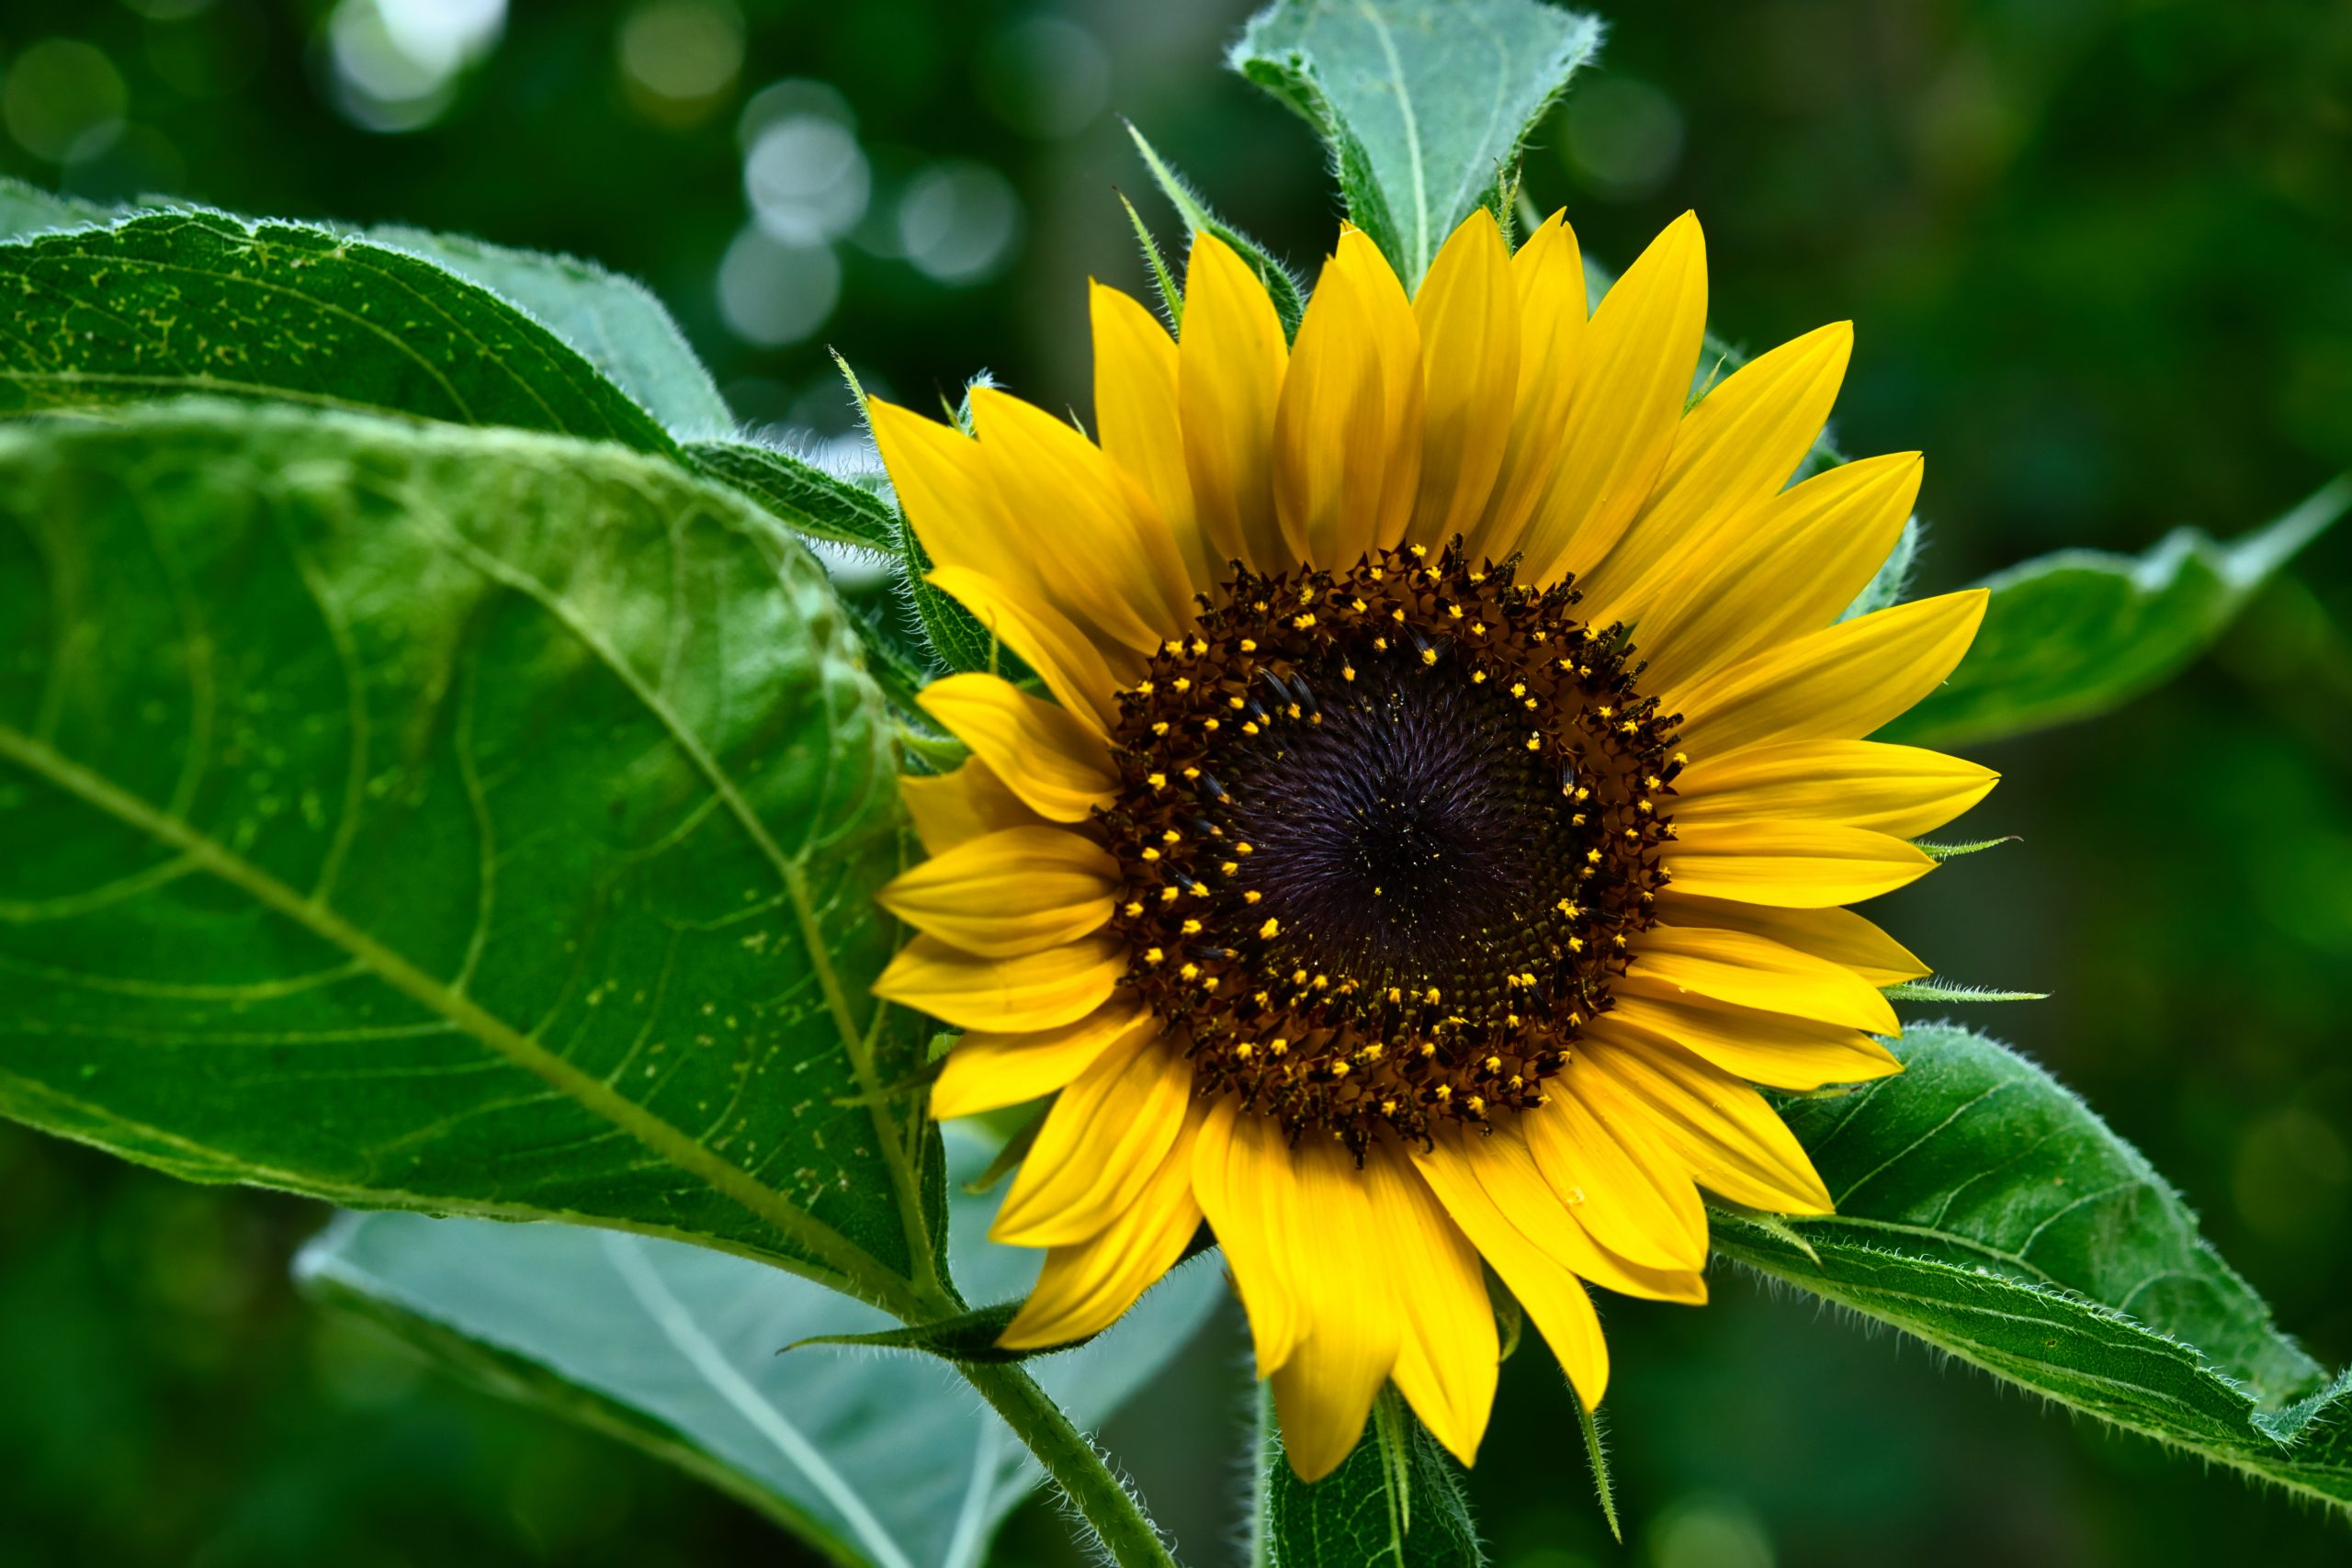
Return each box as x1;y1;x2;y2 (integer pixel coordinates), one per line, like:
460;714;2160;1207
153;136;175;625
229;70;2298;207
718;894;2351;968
1409;544;1428;558
1159;886;1180;902
1235;1042;1255;1059
1270;1037;1290;1055
1180;962;1199;980
1141;847;1160;862
1485;1055;1503;1072
1204;718;1220;732
1446;604;1464;620
1181;918;1203;935
1472;669;1488;683
1189;637;1208;655
1239;637;1258;652
1162;829;1181;843
1183;766;1201;780
1434;1084;1453;1101
1189;883;1210;897
1260;917;1281;939
1172;676;1192;692
1243;889;1262;904
1380;1099;1397;1114
1638;800;1654;814
1286;704;1302;719
1645;773;1661;789
1598;705;1614;718
1294;612;1317;628
1612;933;1628;947
1292;969;1308;985
1163;639;1184;657
1342;665;1357;682
1387;987;1403;1002
1151;721;1170;736
1420;648;1438;667
1242;721;1261;735
1221;860;1239;875
1390;607;1406;623
1360;1043;1385;1061
1423;987;1442;1004
1471;622;1487;636
1526;734;1543;750
1228;695;1246;710
1557;901;1581;919
1465;1095;1486;1114
1237;842;1253;855
1136;680;1155;695
1674;751;1688;764
1123;900;1144;917
1569;937;1585;953
1145;947;1164;964
1351;598;1368;612
1587;849;1603;863
1312;974;1329;989
1373;636;1389;651
1330;1061;1351;1078
1202;976;1220;991
1148;772;1167;790
1510;682;1527;697
1572;813;1588;826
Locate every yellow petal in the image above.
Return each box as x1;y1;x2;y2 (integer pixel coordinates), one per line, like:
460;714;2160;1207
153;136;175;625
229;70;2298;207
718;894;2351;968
878;825;1118;958
1576;1034;1836;1213
1407;209;1519;554
1662;820;1936;908
1672;739;1999;840
1408;1130;1611;1411
1655;895;1928;987
1632;450;1922;694
873;931;1126;1033
1521;1085;1709;1271
930;1000;1157;1119
1271;227;1423;566
900;759;1046;856
1192;1097;1304;1374
1439;1122;1707;1304
1673;590;1990;757
1626;923;1898;1034
1366;1150;1498;1468
1469;211;1586;565
993;1037;1197;1247
924;565;1126;733
1091;281;1212;593
915;672;1115;823
1180;231;1290;574
1600;991;1900;1092
1001;1098;1205;1348
1580;321;1855;619
968;386;1195;642
1518;213;1708;583
1268;1134;1402;1482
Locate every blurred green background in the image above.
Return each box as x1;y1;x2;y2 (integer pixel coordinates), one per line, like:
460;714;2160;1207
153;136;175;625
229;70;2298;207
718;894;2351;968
1;0;2347;1563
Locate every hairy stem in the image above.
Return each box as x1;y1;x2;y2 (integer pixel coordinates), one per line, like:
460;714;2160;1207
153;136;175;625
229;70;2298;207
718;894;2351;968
958;1359;1180;1568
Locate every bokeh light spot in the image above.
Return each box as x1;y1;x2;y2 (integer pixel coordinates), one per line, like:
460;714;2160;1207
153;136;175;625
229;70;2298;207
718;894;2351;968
3;39;130;165
898;161;1020;286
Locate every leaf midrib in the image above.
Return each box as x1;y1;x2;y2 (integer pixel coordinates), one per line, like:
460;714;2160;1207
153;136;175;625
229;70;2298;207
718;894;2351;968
0;720;917;1311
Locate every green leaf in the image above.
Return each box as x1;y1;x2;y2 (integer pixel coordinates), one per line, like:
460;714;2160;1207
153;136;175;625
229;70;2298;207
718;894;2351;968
0;174;110;238
0;402;943;1309
367;225;733;440
1231;0;1602;286
1881;474;2352;749
1881;978;2049;1004
1712;1023;2352;1508
0;209;676;455
1124;121;1308;339
298;1126;1225;1568
1265;1391;1485;1567
688;439;900;555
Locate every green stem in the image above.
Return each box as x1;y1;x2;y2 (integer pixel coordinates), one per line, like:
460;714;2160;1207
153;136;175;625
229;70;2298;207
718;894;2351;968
958;1359;1180;1568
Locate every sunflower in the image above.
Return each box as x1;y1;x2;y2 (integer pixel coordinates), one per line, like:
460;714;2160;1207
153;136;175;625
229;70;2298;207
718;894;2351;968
869;209;1993;1481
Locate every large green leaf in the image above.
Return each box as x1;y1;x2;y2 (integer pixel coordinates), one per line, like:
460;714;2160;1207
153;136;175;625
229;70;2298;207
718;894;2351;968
0;210;676;455
0;402;943;1307
688;439;899;555
1263;1393;1485;1567
1882;474;2351;748
298;1127;1226;1568
0;174;108;238
1711;1024;2352;1507
368;225;734;441
1231;0;1602;285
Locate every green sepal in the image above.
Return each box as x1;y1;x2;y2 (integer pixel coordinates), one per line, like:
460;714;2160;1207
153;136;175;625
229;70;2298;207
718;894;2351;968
1125;119;1308;339
688;439;900;554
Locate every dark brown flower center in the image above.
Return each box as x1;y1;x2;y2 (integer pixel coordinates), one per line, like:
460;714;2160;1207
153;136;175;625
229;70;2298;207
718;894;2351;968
1099;542;1681;1151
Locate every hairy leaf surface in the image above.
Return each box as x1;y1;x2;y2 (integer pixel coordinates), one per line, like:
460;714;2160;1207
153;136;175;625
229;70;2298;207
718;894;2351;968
1265;1395;1484;1567
1714;1024;2352;1506
1232;0;1602;285
0;404;938;1301
0;211;676;453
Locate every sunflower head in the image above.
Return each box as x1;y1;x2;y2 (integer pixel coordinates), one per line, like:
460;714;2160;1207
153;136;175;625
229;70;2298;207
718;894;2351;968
872;208;1993;1481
